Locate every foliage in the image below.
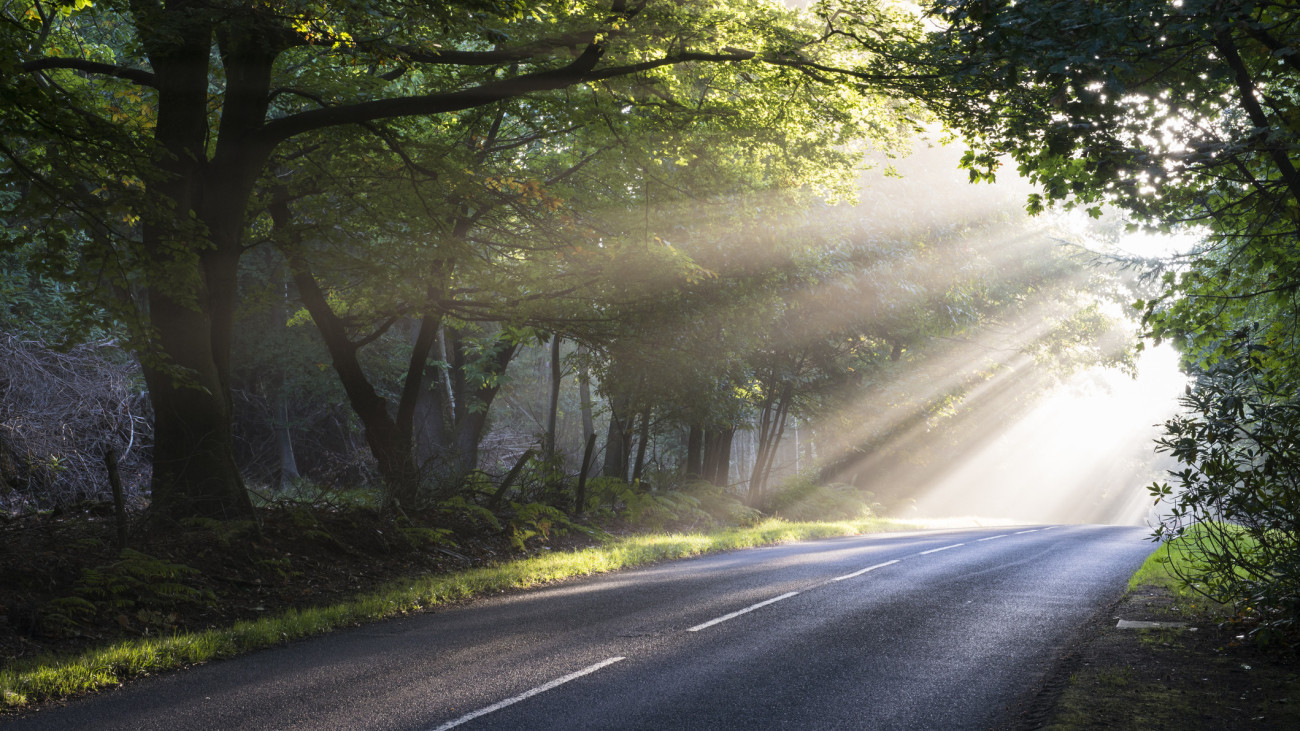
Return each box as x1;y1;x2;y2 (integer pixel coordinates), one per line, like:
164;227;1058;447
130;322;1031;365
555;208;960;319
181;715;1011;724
40;549;213;637
925;0;1300;360
927;0;1300;636
3;0;959;514
1151;337;1300;645
765;475;881;521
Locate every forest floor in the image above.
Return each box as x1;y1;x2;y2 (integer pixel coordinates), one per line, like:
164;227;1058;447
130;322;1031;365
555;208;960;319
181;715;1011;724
1022;583;1300;730
0;501;612;666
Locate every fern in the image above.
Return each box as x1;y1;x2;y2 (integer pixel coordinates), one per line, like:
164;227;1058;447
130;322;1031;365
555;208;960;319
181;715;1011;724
507;502;578;547
437;495;502;531
38;597;96;636
76;549;213;616
393;516;457;550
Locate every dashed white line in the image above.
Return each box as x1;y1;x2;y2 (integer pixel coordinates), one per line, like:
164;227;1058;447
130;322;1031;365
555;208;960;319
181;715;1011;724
919;543;965;555
430;657;625;731
832;560;899;582
977;534;1009;542
687;591;800;632
1041;526;1057;531
1014;529;1039;535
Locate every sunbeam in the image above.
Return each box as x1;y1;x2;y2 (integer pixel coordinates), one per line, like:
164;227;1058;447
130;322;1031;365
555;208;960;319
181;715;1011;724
905;344;1186;525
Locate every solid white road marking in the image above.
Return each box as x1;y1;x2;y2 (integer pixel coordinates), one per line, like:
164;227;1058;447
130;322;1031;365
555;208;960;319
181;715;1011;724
687;592;801;632
919;543;965;555
1014;530;1039;535
1041;526;1057;531
832;559;900;582
977;534;1009;542
430;657;625;731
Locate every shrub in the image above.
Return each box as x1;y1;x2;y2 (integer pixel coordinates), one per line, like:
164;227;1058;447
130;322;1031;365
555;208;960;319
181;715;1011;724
1151;338;1300;645
765;474;880;522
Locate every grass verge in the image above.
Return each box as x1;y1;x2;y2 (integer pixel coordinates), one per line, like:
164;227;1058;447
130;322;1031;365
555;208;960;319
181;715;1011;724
1;515;916;710
1127;531;1210;597
1034;529;1300;730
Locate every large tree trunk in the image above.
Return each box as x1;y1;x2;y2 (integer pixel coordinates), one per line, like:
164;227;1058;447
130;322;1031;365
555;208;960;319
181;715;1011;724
139;15;275;520
280;199;449;508
142;283;255;519
449;326;518;478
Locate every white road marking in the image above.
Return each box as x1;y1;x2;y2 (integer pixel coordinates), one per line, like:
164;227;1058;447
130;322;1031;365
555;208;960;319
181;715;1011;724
430;657;625;731
1014;529;1039;535
832;559;899;582
919;543;965;555
687;592;800;632
1041;526;1057;531
977;534;1009;542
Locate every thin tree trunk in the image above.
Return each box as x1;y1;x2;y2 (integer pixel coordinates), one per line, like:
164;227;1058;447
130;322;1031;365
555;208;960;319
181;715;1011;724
105;449;128;550
543;334;562;459
686;425;703;478
702;429;722;484
575;432;597;516
275;392;299;488
716;428;735;486
749;381;793;500
577;354;596;479
578;354;595;446
632;408;651;482
602;392;631;480
749;394;776;499
267;260;300;489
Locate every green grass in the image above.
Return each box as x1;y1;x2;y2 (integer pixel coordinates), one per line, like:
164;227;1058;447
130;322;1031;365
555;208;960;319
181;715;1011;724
0;515;917;710
1128;522;1261;597
1128;538;1198;593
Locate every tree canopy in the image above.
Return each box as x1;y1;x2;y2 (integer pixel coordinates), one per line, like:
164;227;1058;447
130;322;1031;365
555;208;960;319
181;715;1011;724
0;0;932;518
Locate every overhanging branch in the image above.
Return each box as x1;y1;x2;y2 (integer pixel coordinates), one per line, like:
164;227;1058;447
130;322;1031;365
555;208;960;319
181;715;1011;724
256;46;762;147
21;57;157;87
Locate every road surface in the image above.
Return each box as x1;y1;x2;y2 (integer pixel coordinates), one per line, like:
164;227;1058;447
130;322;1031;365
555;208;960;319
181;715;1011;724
4;524;1154;730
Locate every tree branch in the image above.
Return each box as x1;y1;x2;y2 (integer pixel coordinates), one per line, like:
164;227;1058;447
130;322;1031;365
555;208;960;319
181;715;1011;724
1215;28;1300;207
21;57;157;87
256;46;763;147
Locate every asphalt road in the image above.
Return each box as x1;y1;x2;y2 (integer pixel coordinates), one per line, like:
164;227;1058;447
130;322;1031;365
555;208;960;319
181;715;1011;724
4;524;1154;730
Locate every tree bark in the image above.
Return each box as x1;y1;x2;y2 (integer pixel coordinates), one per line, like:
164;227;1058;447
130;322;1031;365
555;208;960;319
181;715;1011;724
577;351;596;477
713;428;735;486
578;353;596;446
136;11;260;520
543;334;562;460
685;425;704;479
575;432;597;516
632;408;651;482
602;392;632;480
748;381;793;501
